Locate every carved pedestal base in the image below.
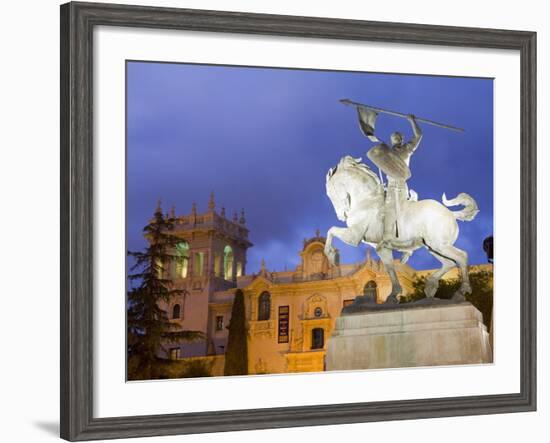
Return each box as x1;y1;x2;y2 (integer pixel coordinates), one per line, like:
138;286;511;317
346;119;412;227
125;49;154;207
326;302;492;371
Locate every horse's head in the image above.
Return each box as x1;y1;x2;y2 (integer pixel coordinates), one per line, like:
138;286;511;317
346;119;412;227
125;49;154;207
325;156;382;222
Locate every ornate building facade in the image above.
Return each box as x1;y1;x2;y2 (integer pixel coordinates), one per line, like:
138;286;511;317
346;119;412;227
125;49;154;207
157;196;424;375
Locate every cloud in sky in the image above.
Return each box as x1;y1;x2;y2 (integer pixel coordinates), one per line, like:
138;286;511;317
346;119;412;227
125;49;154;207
127;61;493;273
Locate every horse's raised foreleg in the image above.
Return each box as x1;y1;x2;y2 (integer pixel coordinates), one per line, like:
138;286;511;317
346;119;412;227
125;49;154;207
324;225;365;266
377;247;401;304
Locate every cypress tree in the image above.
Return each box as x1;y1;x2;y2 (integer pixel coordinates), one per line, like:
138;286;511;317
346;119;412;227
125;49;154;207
224;289;249;376
127;201;203;380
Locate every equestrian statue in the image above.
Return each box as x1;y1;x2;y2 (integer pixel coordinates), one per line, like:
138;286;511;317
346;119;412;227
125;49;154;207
324;99;479;304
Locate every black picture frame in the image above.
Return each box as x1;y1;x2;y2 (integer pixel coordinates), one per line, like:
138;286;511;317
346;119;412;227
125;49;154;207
60;2;537;441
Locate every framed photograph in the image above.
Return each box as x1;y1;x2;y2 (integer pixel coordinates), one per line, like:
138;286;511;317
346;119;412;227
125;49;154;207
60;1;536;441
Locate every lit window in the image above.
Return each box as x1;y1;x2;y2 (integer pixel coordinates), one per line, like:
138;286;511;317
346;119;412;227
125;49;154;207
214;254;221;277
236;261;243;277
193;252;205;276
169;348;181;360
223;245;234;280
215;315;224;331
258;291;271;321
311;328;324;349
172;304;181;319
155;258;163;279
175;242;189;278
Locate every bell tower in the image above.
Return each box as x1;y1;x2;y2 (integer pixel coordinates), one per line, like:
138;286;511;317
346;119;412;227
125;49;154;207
160;193;253;358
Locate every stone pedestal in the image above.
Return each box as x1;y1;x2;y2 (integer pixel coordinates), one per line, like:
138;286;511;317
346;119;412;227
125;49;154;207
326;302;492;371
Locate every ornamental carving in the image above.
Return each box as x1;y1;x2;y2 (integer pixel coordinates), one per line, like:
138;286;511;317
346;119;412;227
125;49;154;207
304;294;329;319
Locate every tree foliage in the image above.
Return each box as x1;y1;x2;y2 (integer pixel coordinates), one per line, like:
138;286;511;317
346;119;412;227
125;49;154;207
224;289;249;376
137;357;214;379
179;359;213;378
400;269;493;329
127;203;203;380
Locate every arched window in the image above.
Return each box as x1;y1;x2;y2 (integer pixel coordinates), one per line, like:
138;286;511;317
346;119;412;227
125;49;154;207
311;328;324;349
364;280;378;303
175;242;189;278
223;245;234;280
172;304;181;319
258;291;271;321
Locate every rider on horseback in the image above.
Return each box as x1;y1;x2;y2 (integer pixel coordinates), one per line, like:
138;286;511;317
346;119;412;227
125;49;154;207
327;100;475;302
368;114;423;250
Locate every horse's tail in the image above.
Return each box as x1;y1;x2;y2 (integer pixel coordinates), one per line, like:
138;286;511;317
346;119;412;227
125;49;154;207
442;192;479;221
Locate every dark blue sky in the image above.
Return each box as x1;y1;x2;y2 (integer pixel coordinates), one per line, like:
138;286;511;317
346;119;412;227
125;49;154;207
127;61;493;272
